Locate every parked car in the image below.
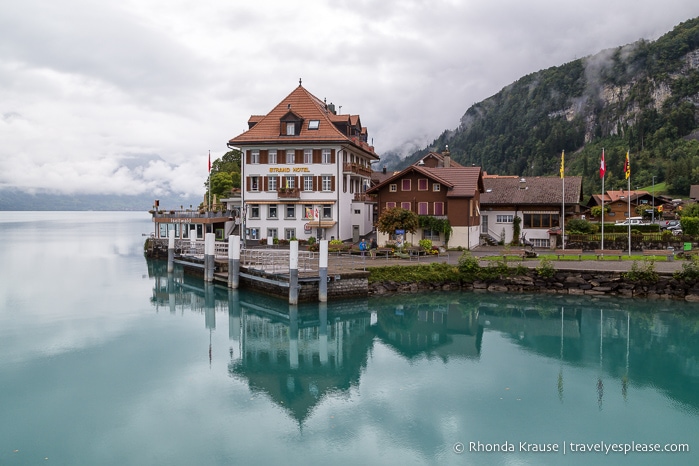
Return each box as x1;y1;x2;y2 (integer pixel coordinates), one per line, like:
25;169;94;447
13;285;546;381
667;223;682;231
615;217;646;226
660;220;680;230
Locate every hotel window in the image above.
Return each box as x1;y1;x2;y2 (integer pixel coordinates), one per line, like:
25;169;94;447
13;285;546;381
401;202;411;210
322;175;332;191
284;176;295;189
434;202;444;216
286;150;295;164
250;176;259;192
286;122;295;136
418;179;428;191
386;202;396;209
285;228;296;240
267;176;278;192
433;183;441;192
418;202;428;215
304;149;312;164
285;205;296;219
249;205;260;219
389;184;397;192
322;148;332;164
308;120;320;130
268;150;277;164
159;224;169;238
267;228;278;239
401;179;411;191
303;175;313;191
251;150;260;164
496;215;514;223
248;228;259;240
267;205;278;219
322;206;332;219
304;205;314;219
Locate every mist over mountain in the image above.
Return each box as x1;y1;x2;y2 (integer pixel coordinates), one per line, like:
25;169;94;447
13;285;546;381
397;17;699;198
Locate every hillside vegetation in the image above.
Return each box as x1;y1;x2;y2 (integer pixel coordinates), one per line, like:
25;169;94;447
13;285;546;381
402;17;699;199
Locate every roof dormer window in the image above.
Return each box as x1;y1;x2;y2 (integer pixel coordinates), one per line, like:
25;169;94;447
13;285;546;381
286;122;295;136
308;120;320;130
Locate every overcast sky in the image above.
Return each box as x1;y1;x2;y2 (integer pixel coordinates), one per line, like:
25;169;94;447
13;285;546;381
1;0;697;199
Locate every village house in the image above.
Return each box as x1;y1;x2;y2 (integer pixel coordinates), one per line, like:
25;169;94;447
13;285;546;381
480;175;583;248
366;150;484;249
227;82;379;244
586;189;655;221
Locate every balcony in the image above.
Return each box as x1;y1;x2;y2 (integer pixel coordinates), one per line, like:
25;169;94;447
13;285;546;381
277;187;301;199
353;192;376;202
343;163;372;178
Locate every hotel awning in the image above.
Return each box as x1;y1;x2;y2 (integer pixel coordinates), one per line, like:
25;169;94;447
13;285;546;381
305;221;337;229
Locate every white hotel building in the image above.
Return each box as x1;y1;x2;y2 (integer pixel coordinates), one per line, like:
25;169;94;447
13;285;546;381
227;83;380;244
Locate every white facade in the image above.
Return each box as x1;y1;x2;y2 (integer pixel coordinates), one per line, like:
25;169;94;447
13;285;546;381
242;145;375;243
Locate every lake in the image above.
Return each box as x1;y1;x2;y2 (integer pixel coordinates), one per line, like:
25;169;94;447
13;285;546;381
0;211;697;465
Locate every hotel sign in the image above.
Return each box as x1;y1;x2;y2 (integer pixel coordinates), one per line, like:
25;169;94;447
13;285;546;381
269;167;310;173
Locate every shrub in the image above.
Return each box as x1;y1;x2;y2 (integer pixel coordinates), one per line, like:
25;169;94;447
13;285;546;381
307;236;316;245
457;251;481;278
418;239;433;251
674;255;699;280
536;257;555;278
623;259;658;282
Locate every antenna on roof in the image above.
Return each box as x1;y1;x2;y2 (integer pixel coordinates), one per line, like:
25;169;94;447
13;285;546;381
299;78;302;86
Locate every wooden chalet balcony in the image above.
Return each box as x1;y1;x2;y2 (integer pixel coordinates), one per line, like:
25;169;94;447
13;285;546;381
353;192;376;202
343;163;372;177
277;187;301;199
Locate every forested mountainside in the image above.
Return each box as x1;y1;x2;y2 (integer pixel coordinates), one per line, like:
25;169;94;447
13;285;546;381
400;17;699;199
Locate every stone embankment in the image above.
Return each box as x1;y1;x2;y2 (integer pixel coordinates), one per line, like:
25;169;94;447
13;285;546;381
369;269;699;302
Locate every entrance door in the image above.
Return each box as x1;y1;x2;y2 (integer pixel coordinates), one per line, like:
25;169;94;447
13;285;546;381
481;215;489;234
352;225;360;243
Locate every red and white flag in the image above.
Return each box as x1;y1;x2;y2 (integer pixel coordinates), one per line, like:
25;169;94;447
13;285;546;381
600;149;606;179
208;150;211;173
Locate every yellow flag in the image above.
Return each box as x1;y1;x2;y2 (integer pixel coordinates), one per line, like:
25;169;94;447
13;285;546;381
559;150;565;179
623;151;630;180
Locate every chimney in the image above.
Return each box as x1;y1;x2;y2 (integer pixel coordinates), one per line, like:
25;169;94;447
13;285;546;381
519;178;527;189
442;145;451;168
382;165;387;174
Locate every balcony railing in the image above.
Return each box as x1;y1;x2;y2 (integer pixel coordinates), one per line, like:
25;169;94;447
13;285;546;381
353;192;376;202
343;163;372;177
277;187;301;199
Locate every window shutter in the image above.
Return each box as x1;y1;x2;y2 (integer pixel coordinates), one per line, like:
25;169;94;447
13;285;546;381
260;150;268;164
313;149;321;164
331;149;336;164
245;150;250;164
331;176;336;191
296;149;303;164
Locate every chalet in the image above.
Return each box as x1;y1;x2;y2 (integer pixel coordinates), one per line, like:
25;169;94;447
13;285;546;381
227;82;379;244
480;176;583;248
366;153;484;249
586;189;655;221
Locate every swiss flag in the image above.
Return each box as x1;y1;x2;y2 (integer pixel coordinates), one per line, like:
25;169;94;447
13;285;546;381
208;151;211;173
600;149;606;179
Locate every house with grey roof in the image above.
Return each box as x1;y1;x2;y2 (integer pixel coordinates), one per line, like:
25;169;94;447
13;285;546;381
480;176;583;248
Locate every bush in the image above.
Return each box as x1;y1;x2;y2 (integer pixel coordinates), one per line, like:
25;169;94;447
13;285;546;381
418;239;433;251
566;218;598;234
457;251;481;278
307;236;316;245
536;257;555;278
623;259;658;282
674;256;699;280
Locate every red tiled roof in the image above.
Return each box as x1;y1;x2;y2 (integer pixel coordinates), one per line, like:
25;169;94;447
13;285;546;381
367;166;483;197
229;85;378;159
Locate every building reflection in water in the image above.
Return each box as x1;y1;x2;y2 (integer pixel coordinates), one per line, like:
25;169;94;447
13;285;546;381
147;260;699;421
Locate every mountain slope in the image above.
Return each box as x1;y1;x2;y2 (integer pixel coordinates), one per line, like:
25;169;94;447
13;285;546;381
402;17;699;198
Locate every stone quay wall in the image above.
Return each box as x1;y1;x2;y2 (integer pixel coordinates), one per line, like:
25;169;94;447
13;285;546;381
369;270;699;302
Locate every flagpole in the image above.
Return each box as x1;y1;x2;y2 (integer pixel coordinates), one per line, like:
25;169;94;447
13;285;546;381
601;148;605;251
208;150;211;212
561;150;565;250
626;151;631;256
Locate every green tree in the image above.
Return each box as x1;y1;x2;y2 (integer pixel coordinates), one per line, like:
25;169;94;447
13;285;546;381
377;208;419;236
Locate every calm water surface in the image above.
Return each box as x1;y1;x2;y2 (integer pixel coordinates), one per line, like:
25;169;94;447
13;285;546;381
1;211;698;465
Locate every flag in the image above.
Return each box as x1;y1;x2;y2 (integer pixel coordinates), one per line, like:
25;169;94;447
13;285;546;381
600;149;606;179
559;150;565;178
208;150;211;173
623;151;630;179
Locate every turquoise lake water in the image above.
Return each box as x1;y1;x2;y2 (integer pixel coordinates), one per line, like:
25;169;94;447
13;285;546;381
0;211;698;465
